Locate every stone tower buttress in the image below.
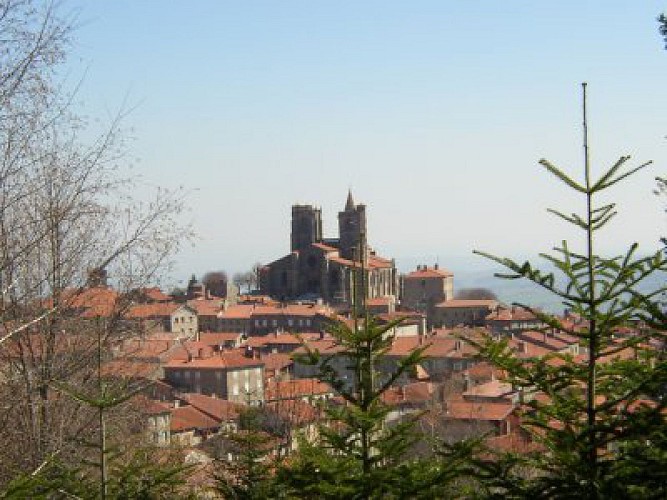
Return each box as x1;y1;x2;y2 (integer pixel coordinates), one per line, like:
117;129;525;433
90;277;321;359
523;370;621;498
337;191;367;261
291;204;322;252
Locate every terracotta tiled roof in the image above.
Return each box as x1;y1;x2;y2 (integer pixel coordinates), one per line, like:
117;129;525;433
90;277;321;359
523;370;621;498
251;304;333;317
367;255;394;269
486;306;540;322
187;299;223;316
170;405;220;432
132;395;171;415
125;302;179;318
101;359;160;379
327;255;393;270
177;393;242;422
402;381;435;403
444;399;515;421
62;286;120;312
387;336;477;359
199;332;242;345
165;352;263;370
262;332;323;345
486;431;543;453
261;353;293;372
218;305;255;319
120;339;174;358
265;378;332;401
405;267;453;279
138;287;172;302
465;362;504;382
463;379;515;400
515;331;577;351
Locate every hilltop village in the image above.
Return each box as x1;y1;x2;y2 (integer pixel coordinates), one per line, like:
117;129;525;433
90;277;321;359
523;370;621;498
21;192;656;490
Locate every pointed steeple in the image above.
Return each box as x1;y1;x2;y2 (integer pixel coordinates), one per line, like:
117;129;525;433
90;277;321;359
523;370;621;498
345;189;355;211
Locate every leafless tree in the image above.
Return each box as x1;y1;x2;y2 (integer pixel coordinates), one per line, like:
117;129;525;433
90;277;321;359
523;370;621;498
202;270;228;297
454;288;498;300
0;0;191;486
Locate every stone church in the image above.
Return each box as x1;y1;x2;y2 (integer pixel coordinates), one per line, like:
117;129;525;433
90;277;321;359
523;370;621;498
259;192;398;306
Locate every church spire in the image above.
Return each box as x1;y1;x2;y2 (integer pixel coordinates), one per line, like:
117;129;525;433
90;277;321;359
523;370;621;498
345;189;355;211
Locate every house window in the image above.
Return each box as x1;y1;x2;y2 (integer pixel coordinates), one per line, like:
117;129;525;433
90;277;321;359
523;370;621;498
174;317;179;324
272;319;278;327
305;319;311;327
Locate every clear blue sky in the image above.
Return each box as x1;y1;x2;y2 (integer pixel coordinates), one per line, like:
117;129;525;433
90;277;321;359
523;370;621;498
65;1;667;286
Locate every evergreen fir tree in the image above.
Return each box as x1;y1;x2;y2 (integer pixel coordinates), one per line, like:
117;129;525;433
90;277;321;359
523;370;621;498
468;83;667;498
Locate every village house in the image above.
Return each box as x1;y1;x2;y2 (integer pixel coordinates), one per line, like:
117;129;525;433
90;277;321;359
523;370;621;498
400;265;454;316
432;299;499;328
485;305;546;335
163;352;265;405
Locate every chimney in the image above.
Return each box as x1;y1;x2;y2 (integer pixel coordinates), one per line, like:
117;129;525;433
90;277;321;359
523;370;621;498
454;339;462;352
174;399;180;408
434;263;439;270
519;341;528;354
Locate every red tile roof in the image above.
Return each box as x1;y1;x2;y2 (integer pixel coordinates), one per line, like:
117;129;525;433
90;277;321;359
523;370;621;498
125;302;179;319
138;287;172;302
265;378;332;401
405;267;453;279
170;405;220;432
187;299;223;316
132;395;171;415
261;353;294;372
218;305;255;319
165;352;263;370
199;332;242;345
462;379;515;400
444;399;515;421
101;359;160;379
177;393;242;422
486;306;540;322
